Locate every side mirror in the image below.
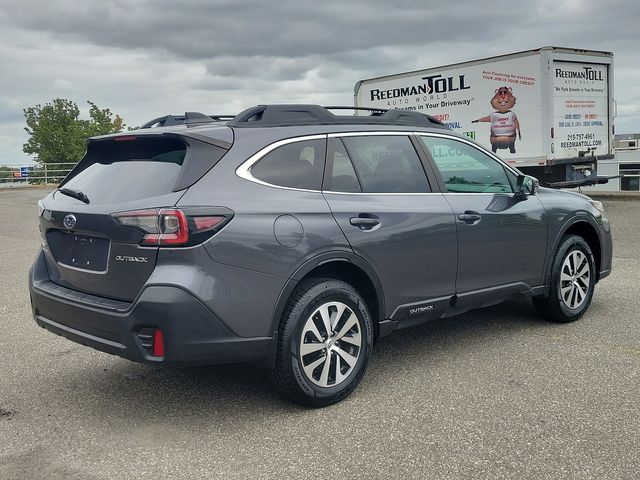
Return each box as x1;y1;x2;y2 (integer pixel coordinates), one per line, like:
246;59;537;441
515;174;539;198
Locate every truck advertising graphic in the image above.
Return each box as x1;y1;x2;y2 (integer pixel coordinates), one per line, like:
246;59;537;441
552;61;609;159
355;47;614;186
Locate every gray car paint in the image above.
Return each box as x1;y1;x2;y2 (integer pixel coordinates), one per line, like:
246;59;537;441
443;192;548;292
184;124;611;330
535;187;613;278
39;190;186;301
31;119;613;365
147;246;286;338
324;191;458;316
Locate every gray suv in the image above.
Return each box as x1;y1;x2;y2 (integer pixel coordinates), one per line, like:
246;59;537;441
29;105;612;406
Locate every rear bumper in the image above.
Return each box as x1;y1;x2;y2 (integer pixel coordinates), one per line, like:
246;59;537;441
29;251;272;366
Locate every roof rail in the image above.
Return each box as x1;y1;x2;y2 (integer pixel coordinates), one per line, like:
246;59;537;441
141;112;235;129
226;104;446;129
324;106;387;114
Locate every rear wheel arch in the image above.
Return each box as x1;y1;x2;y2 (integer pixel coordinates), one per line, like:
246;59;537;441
268;254;384;347
266;277;375;406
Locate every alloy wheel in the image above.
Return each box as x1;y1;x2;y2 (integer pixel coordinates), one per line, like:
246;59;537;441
560;250;591;310
299;301;362;388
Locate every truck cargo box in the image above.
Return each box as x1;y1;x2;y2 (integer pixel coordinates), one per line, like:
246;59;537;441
354;46;614;186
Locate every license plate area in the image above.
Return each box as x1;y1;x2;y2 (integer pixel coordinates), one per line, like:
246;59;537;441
47;231;110;273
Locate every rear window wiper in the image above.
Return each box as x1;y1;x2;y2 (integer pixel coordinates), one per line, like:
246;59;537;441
57;187;90;204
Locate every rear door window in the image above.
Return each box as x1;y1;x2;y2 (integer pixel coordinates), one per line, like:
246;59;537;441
326;139;362;193
251;139;326;190
340;135;430;193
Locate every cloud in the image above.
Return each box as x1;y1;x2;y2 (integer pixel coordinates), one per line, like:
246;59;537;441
1;1;526;59
0;0;639;164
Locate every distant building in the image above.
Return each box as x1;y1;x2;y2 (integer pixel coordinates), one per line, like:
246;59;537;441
615;133;640;149
583;133;640;192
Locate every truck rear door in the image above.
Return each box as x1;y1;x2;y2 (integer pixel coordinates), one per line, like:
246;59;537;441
551;60;611;159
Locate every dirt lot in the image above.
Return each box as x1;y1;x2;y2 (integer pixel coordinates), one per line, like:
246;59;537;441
1;188;638;479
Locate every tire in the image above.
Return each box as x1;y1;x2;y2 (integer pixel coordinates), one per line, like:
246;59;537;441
533;234;596;323
267;277;374;407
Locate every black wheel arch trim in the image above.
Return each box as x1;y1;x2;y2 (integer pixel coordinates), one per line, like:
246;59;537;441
265;251;385;366
542;213;603;292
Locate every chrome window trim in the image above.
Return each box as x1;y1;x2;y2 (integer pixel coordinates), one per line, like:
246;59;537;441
235;130;520;194
323;191;443;196
235;134;327;193
327;131;415;138
441;192;515;196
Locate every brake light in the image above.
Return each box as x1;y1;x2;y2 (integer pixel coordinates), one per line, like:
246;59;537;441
193;216;225;230
112;208;228;247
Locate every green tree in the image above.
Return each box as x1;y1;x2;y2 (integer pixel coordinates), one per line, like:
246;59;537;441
0;165;15;182
23;98;125;165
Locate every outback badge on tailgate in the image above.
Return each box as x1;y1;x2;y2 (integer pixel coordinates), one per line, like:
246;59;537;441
114;255;149;263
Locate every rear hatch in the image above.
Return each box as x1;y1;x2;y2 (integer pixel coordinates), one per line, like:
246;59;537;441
39;131;231;301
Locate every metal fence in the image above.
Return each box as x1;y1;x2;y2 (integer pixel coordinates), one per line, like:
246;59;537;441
0;162;76;185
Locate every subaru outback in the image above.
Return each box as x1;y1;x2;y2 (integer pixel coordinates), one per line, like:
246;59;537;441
29;105;612;406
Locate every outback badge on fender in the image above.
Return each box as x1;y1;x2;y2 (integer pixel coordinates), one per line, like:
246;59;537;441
63;214;77;230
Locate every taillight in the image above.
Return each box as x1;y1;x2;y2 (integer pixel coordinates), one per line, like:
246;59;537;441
112;208;228;246
140;209;189;246
194;216;224;230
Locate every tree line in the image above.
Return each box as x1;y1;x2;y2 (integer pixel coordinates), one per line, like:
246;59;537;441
22;98;126;165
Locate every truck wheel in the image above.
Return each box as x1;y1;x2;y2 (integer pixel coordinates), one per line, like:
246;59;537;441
267;278;374;407
533;235;596;323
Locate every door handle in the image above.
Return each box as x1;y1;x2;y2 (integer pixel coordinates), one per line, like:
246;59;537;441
458;211;481;224
350;215;380;230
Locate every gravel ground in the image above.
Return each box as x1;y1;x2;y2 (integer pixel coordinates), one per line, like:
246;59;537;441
0;189;638;479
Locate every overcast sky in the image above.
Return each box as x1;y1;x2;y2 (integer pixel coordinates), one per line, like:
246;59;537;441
1;0;639;165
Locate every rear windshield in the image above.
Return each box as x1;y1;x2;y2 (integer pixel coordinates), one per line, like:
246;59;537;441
60;137;187;204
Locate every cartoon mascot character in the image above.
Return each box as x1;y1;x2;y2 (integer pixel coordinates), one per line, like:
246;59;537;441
472;86;522;153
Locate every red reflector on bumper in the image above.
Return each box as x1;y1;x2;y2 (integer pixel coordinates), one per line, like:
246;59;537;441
152;329;165;357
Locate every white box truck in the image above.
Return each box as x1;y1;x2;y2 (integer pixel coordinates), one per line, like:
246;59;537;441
354;46;614;187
